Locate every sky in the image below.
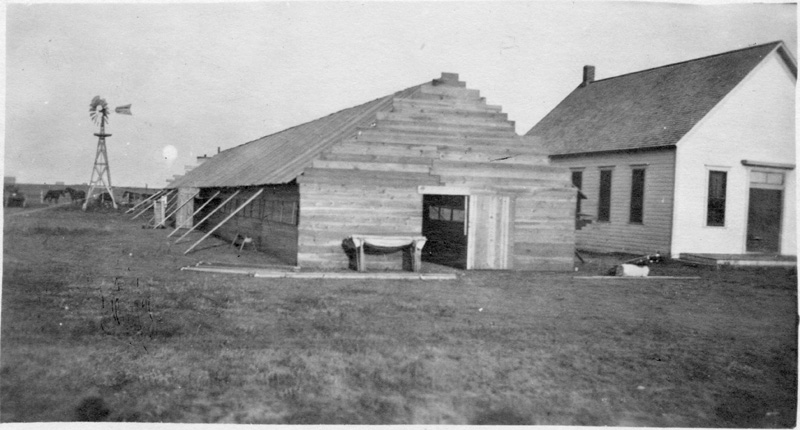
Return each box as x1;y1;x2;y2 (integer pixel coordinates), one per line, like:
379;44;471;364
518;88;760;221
3;1;797;188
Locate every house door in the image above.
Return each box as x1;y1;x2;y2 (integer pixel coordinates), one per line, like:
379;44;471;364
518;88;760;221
422;195;468;269
746;188;782;253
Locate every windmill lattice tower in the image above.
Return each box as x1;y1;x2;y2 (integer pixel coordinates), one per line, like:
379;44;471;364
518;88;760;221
84;96;131;210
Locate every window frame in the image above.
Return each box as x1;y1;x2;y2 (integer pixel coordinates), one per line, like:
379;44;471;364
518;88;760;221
629;168;645;224
597;168;613;222
706;169;728;227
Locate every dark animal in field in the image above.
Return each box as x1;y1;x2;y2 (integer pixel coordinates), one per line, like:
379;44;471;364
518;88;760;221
4;186;26;208
97;192;115;208
65;187;86;204
44;189;65;204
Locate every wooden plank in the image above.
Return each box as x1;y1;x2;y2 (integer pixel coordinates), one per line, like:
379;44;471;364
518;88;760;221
376;118;515;133
393;97;502;113
175;190;240;243
168;191;221;237
355;129;519;146
125;190;164;214
131;190;172;220
160;190;199;227
298;168;441;187
311;160;431;174
376;110;510;126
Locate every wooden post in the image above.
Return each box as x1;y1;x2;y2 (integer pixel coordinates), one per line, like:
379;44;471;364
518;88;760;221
126;190;163;214
183;189;264;255
168;190;220;238
175;190;241;244
161;190;200;226
132;190;173;220
152;190;181;228
145;191;177;225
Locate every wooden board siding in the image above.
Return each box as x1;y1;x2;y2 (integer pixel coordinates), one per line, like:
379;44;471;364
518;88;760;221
549;149;676;255
201;185;299;264
297;182;424;270
176;187;199;228
296;74;575;271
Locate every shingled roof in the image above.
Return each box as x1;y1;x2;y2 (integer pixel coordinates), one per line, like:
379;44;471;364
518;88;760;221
526;41;796;156
167;83;423;188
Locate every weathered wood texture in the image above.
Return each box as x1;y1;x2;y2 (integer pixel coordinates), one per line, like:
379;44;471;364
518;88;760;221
297;74;575;270
201;185;299;264
176;187;199;228
549;149;676;255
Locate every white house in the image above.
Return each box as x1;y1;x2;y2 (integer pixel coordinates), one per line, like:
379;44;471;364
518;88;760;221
526;41;796;260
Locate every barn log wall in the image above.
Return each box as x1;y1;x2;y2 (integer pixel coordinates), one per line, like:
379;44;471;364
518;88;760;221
297;73;575;271
200;184;299;264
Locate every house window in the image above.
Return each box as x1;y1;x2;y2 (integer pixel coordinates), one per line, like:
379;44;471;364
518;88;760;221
629;168;645;224
572;170;583;215
706;170;727;226
598;169;612;222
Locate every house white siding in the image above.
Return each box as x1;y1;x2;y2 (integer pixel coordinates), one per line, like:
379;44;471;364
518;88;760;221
550;149;676;254
672;52;796;257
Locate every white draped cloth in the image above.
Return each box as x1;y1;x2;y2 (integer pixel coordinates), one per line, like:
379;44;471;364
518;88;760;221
347;235;427;251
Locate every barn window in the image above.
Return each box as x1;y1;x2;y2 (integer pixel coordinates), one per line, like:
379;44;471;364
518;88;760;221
441;207;452;221
707;170;727;226
429;206;440;220
629;168;645;224
598;169;612;222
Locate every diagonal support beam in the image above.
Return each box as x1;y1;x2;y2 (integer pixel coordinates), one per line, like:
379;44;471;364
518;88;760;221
131;190;172;220
175;190;240;244
151;190;181;228
159;190;200;228
125;190;164;214
184;189;264;255
168;191;220;238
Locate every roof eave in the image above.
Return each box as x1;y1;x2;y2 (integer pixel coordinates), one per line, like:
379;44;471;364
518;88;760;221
548;145;677;159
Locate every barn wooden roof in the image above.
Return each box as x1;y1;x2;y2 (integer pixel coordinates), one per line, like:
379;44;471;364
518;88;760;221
167;84;423;188
526;41;796;156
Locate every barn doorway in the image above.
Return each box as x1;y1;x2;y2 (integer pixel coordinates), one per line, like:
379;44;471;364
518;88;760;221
746;170;784;253
422;194;468;269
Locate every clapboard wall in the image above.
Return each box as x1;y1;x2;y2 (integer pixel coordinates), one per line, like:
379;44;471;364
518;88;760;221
549;149;676;254
296;73;575;270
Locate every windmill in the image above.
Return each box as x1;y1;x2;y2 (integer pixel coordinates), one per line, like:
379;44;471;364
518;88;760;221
84;96;132;210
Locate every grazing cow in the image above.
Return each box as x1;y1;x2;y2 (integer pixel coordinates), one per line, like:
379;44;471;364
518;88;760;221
44;189;65;204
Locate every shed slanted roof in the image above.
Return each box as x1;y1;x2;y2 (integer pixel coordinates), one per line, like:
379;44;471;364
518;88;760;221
526;41;796;156
168;84;422;188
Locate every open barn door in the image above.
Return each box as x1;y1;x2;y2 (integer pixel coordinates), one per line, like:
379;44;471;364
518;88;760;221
422;194;468;269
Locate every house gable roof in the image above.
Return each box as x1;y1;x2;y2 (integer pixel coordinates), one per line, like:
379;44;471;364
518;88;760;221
168;83;423;188
526;41;797;156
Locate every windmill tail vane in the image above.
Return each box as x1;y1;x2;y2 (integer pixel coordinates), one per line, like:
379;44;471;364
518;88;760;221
115;104;132;115
89;96;132;125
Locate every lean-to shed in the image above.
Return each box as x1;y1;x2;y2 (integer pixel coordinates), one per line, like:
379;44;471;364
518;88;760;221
167;73;576;271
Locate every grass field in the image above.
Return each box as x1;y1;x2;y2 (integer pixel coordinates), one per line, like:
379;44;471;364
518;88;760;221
1;205;796;425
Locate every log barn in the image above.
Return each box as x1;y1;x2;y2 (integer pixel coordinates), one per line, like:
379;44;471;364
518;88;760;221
167;73;576;271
